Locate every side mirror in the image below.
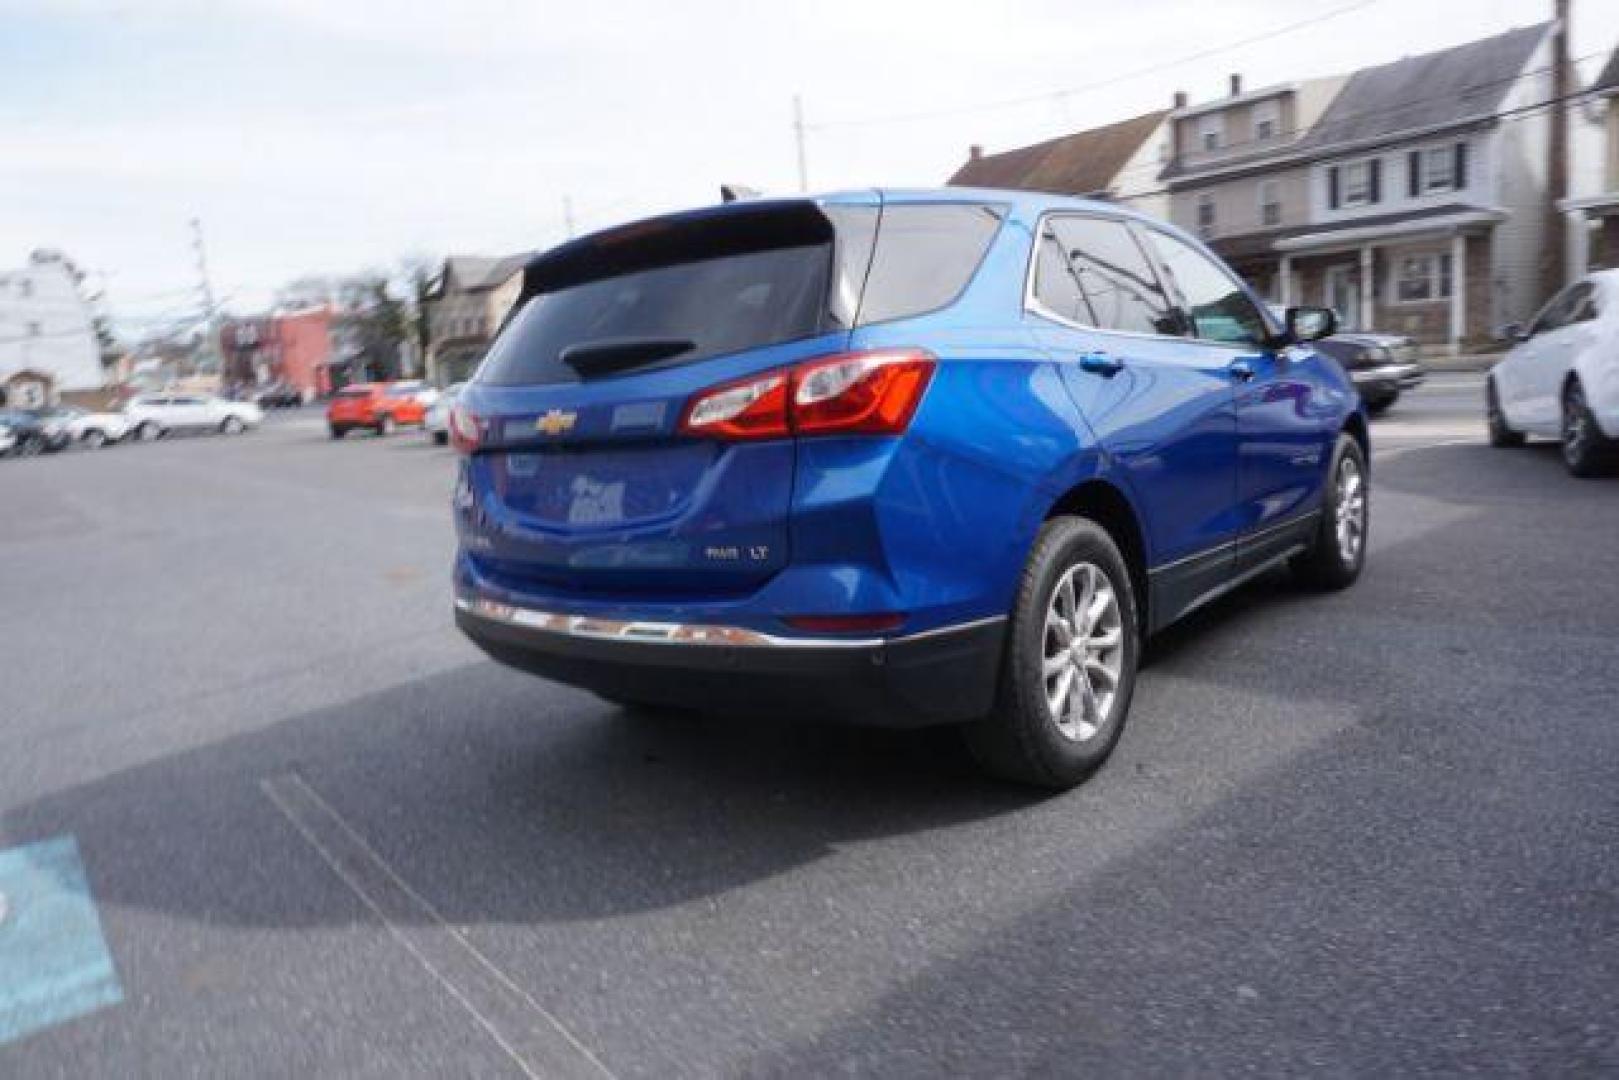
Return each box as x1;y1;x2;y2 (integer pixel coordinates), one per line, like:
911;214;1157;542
1496;322;1528;343
1284;306;1336;344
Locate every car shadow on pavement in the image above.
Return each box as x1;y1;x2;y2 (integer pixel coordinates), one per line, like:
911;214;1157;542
2;661;1039;930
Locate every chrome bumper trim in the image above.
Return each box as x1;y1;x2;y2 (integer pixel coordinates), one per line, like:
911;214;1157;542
1351;362;1424;384
455;596;1003;650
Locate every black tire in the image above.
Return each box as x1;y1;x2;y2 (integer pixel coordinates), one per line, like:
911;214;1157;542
963;517;1139;790
1291;432;1368;590
375;414;395;437
220;416;245;435
329;426;346;440
135;421;161;442
17;434;44;458
1364;392;1398;415
1562;378;1614;478
432;431;448;446
1486;378;1524;448
82;429;106;450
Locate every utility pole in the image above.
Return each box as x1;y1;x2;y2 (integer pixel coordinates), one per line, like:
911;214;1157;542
793;94;809;193
1544;0;1572;301
190;216;223;383
190;217;216;324
563;195;577;239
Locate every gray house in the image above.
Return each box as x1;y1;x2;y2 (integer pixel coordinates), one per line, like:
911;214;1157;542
1562;47;1619;276
424;254;528;385
1271;23;1559;348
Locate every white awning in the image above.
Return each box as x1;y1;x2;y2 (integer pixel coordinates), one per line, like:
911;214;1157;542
1274;209;1505;253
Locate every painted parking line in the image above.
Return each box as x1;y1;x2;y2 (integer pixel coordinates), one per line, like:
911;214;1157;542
261;773;614;1080
0;835;123;1046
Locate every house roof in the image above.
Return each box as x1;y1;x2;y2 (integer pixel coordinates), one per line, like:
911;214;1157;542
1296;23;1550;154
1593;48;1619;96
946;110;1169;196
442;254;528;294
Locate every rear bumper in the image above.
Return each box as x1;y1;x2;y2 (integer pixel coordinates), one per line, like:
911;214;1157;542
1351;362;1425;397
454;596;1005;728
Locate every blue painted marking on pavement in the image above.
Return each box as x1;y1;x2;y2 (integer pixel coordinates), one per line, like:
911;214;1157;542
0;835;123;1045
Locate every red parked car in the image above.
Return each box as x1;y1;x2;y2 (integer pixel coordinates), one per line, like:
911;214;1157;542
326;382;428;438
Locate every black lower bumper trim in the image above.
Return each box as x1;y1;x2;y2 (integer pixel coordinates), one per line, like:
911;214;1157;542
455;607;1005;728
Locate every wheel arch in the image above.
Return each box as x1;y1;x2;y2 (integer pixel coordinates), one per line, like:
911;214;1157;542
1342;409;1369;462
1044;478;1149;633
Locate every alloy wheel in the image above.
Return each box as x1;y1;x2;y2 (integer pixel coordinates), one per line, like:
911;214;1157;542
1564;384;1589;466
1334;455;1366;564
1042;562;1124;742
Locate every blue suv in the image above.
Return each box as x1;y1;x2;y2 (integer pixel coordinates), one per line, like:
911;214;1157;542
452;189;1368;788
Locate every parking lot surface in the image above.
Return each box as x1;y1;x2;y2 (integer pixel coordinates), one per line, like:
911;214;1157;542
2;382;1616;1076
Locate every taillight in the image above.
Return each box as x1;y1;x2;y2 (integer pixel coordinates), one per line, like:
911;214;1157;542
679;348;935;442
448;403;484;453
678;372;790;440
792;349;934;436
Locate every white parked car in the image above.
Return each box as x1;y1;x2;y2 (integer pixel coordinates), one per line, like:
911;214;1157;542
125;394;263;441
392;379;439;408
0;421;14;456
1488;270;1619;477
46;405;131;449
423;382;465;445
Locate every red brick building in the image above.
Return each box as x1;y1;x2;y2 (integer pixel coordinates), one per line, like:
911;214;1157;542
221;306;334;399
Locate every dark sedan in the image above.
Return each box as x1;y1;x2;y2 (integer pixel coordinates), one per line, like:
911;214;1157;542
1266;307;1425;412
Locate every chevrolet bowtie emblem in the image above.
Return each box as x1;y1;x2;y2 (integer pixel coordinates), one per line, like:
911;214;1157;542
536;409;577;436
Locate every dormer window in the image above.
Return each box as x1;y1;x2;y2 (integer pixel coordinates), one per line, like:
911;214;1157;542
1199;116;1223;152
1252;101;1280;142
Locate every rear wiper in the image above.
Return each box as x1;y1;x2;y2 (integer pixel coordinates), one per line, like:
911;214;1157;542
558;337;696;377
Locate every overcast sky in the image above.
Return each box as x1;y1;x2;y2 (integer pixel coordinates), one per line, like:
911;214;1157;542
3;0;1616;335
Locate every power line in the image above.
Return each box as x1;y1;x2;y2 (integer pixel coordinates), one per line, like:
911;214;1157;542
809;0;1382;131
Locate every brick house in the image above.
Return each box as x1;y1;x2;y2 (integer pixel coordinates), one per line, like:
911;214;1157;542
220;306;334;400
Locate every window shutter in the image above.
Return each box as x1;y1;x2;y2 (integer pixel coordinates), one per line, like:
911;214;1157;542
1408;151;1422;197
1328;166;1340;210
1453;142;1468;190
1368;158;1382;203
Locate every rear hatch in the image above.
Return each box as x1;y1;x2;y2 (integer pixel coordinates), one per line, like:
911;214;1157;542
458;197;878;596
328;387;376;424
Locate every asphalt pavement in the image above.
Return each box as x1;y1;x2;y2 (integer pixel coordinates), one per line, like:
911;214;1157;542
1;384;1615;1077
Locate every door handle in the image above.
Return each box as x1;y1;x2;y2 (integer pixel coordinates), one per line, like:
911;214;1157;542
1078;351;1124;377
1228;359;1257;382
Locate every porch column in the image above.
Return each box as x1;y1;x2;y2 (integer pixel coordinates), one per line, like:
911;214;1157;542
1358;245;1374;330
1279;255;1293;306
1566;210;1590;283
1450;232;1467;350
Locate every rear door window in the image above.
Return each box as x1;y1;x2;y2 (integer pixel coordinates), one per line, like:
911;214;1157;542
855;203;1003;326
1043;216;1180;337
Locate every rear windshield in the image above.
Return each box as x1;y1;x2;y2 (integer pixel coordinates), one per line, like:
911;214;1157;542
476;200;1003;387
336;387;371;398
478;243;832;386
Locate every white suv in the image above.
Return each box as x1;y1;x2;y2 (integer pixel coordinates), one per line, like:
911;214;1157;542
125;394;263;441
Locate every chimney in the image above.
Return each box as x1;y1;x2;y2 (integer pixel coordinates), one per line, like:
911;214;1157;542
1229;73;1243;97
1173;90;1188;110
968;144;984;162
1543;0;1571;300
